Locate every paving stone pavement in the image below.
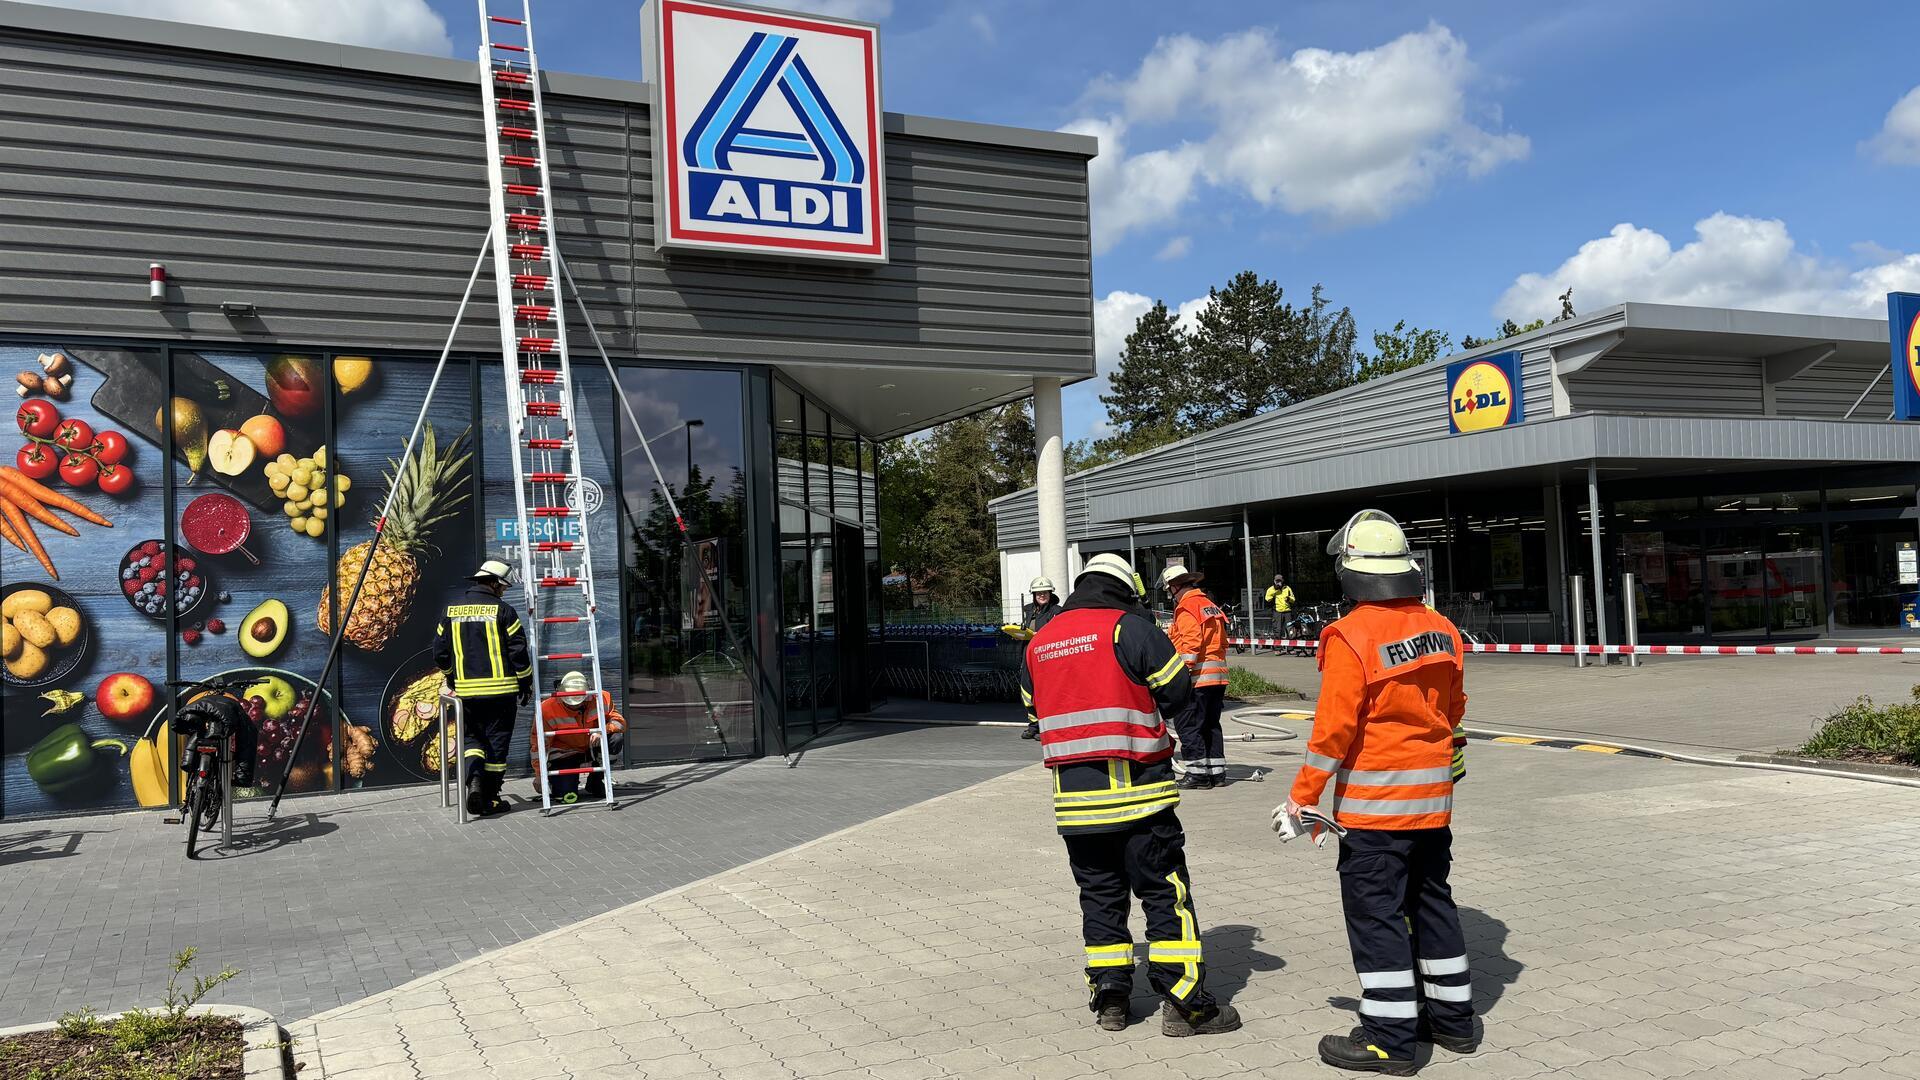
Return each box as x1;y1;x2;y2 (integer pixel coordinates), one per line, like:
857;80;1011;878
1235;651;1920;755
0;722;1035;1026
290;735;1920;1079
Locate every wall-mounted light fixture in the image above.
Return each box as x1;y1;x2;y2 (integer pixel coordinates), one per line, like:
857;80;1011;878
220;301;257;319
148;263;166;302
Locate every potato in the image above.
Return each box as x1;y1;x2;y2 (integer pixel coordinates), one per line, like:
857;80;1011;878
5;639;47;680
45;607;81;646
1;620;18;659
2;589;52;621
12;610;55;649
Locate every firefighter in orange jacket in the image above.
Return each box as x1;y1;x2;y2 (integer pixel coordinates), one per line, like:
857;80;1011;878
1160;565;1231;788
1277;510;1474;1075
537;671;626;804
1020;553;1242;1039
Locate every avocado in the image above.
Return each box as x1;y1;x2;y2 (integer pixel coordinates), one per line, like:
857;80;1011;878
240;598;289;659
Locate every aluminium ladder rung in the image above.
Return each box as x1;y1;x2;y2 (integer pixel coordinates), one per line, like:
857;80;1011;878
503;154;541;168
488;14;524;24
491;42;527;52
500;125;537;140
540;576;581;587
542;652;586;661
535;540;576;552
541;615;583;624
545;766;599;777
529;507;574;517
508;243;547;259
526;437;570;449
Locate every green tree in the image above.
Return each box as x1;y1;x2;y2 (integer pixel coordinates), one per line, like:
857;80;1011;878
1098;301;1191;443
1460;317;1545;351
877;403;1037;607
1358;320;1455;381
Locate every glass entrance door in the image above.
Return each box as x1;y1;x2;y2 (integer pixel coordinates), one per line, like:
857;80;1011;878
1705;529;1767;638
1765;526;1824;636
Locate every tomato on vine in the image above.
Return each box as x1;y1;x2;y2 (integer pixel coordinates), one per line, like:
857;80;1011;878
16;442;58;480
52;417;94;452
89;429;129;465
96;460;134;495
58;452;99;487
17;399;58;439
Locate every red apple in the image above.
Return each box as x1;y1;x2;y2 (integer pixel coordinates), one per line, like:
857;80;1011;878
265;356;324;418
96;672;156;724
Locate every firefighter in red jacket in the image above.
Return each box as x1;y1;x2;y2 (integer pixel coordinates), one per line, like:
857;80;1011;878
1160;565;1230;788
1020;553;1243;1038
1276;510;1474;1075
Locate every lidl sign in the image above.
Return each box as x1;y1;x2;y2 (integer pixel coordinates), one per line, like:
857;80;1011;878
1446;351;1524;435
1890;292;1920;421
646;0;888;263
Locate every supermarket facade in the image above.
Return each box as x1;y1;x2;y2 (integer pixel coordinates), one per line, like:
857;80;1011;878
993;302;1920;647
0;2;1096;817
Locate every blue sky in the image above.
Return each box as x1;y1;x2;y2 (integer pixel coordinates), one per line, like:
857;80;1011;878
45;0;1920;441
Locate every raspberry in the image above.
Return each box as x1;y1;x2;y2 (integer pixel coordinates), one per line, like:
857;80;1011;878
178;557;196;571
186;575;203;588
123;578;141;596
152;580;168;597
137;565;158;583
182;628;201;645
139;540;161;556
206;618;226;634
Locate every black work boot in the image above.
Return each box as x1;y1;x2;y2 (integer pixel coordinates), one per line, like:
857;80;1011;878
1021;722;1040;740
465;771;486;816
1417;1016;1479;1054
1092;990;1129;1031
1321;1029;1416;1075
1177;772;1213;790
1160;1001;1241;1037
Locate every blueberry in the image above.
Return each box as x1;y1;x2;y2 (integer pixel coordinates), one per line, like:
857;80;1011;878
218;591;231;603
138;556;151;567
122;567;136;580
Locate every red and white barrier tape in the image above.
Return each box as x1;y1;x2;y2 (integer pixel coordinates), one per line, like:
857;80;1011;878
1229;638;1920;656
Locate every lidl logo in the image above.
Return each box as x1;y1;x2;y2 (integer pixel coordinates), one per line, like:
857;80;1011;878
1446;351;1524;435
1892;292;1920;422
648;1;887;263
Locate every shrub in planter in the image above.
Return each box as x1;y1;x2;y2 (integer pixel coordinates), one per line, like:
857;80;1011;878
1797;685;1920;766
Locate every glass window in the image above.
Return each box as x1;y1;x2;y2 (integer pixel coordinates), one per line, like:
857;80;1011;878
1827;484;1915;510
617;365;753;764
1832;521;1919;629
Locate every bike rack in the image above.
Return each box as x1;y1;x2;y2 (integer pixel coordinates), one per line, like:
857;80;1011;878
218;750;234;851
438;692;469;825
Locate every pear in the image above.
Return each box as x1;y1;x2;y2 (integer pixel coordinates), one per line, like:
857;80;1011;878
156;396;208;481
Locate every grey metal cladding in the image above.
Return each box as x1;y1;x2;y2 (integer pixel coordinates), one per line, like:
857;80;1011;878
1565;354;1764;415
1773;354;1896;419
0;22;1094;377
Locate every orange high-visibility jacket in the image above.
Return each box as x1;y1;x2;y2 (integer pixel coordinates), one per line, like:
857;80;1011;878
1170;589;1230;689
539;691;626;758
1290;599;1467;831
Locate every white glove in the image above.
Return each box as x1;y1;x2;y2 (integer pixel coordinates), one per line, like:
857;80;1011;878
1270;800;1330;848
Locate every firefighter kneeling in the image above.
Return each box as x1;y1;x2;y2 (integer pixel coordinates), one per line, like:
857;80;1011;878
1020;553;1241;1037
1275;511;1475;1075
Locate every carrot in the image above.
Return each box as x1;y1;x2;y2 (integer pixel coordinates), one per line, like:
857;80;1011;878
0;466;111;527
0;484;78;537
0;498;56;579
0;510;20;552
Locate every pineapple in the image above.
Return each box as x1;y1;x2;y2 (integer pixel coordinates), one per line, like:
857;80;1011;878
318;424;474;651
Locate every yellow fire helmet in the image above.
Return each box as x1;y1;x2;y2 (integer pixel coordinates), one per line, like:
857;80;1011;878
1327;509;1415;576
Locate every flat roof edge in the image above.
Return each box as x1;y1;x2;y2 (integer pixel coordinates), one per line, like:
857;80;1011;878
0;0;1096;157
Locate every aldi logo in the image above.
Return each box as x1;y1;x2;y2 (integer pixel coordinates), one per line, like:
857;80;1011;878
646;0;887;263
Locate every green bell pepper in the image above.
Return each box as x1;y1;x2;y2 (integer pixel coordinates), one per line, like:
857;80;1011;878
25;723;125;796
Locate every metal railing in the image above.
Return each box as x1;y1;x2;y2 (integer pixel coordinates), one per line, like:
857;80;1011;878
438;692;468;824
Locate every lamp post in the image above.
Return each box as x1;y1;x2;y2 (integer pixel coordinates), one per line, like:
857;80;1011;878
646;418;705;501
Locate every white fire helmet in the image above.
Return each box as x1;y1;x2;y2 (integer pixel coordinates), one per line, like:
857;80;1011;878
1327;509;1416;576
557;670;591;703
1079;552;1146;599
1158;564;1202;591
1028;576;1056;595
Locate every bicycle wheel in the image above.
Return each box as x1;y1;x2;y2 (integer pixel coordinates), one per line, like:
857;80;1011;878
184;763;208;858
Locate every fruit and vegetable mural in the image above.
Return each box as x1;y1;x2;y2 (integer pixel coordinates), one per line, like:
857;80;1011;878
1;346;620;819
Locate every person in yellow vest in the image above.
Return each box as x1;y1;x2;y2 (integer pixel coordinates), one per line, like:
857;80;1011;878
1264;574;1296;636
1162;566;1231;788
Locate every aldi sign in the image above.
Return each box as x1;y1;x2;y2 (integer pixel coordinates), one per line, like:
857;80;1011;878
646;0;888;263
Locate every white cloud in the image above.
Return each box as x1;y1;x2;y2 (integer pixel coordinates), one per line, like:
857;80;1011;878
802;0;892;22
1154;235;1192;261
1495;213;1920;321
33;0;452;53
1066;24;1525;251
1092;290;1154;375
1864;85;1920;165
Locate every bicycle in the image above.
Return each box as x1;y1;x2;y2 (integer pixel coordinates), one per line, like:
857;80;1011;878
152;675;258;859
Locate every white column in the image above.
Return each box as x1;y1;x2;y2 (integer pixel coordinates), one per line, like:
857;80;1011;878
1034;377;1068;589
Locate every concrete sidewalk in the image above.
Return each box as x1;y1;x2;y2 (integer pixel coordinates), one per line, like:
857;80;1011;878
290;738;1920;1079
0;722;1036;1027
1233;650;1920;755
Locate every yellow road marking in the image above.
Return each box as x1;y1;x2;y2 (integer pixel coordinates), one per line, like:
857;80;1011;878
1572;744;1624;754
1492;736;1541;745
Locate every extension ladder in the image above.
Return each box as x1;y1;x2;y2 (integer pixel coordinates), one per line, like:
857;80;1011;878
478;0;616;815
